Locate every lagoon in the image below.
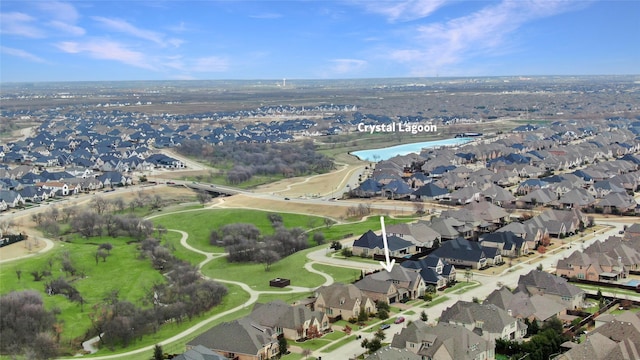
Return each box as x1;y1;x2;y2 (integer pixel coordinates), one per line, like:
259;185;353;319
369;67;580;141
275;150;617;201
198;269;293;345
351;138;473;162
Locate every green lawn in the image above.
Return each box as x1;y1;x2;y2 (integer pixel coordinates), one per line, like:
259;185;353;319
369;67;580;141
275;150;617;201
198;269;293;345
162;230;207;265
311;263;361;284
152;209;326;253
322;335;356;352
321;217;413;241
423;295;450;308
445;281;481;294
200;247;326;291
0;240;165;342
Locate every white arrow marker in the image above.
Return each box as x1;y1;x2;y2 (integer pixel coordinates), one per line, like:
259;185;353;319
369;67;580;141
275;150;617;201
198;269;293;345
379;216;396;272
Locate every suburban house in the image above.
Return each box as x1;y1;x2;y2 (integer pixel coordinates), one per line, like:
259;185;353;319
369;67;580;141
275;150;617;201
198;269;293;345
355;265;425;303
313;283;376;322
430;237;488;269
385;222;441;251
556;236;640;280
351;230;416;258
390;321;496;360
484;287;567;324
516;270;585;310
363;347;422;360
173;345;228;360
439;301;528;342
186;317;279;360
401;255;456;290
556;312;640;360
248;300;330;341
479;231;530;258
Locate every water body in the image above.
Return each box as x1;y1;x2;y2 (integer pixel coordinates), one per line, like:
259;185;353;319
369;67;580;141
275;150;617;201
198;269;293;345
351;137;473;162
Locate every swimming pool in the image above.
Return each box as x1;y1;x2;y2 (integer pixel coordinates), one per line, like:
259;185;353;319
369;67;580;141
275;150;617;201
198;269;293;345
350;137;473;162
625;279;640;287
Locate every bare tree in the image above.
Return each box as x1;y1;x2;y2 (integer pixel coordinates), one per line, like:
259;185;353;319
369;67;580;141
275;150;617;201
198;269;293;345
91;196;109;215
196;190;211;205
258;249;280;271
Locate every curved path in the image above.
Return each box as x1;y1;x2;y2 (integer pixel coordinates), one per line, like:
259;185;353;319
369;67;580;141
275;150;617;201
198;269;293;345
65;222;338;359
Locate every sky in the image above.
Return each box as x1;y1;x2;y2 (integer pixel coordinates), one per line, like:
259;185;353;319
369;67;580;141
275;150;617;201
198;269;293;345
0;0;638;82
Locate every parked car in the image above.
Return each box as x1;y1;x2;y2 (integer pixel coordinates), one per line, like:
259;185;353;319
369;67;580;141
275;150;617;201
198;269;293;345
394;317;405;324
380;324;391;330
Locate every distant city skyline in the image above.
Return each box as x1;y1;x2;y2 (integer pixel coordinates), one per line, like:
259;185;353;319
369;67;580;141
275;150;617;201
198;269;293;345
1;0;638;83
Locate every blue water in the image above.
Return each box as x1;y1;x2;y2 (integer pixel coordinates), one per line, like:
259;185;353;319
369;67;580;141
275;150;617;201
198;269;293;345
626;279;640;287
351;138;473;162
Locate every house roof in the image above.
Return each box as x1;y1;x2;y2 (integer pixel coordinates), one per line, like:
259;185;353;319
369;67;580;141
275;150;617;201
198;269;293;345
187;317;276;356
353;230;414;251
516;270;584;299
173;345;227;360
390;321;491;360
432;237;486;263
440;301;520;334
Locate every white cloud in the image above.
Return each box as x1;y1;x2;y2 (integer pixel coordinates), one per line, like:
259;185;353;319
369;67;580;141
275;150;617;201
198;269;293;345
55;39;156;70
1;46;47;63
329;59;367;74
48;20;85;36
36;1;80;22
389;0;585;75
92;16;181;47
0;12;46;38
363;0;449;22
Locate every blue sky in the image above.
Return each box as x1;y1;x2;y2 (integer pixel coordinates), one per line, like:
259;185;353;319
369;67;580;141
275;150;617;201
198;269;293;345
1;0;638;82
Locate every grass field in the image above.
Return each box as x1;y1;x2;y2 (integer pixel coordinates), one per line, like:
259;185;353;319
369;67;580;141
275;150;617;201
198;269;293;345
0;238;166;343
200;247;326;291
321;216;414;241
311;263;361;284
152;208;326;253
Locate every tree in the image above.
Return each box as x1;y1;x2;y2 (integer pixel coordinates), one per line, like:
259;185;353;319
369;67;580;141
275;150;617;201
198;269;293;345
413;201;426;215
91;196;109;215
324;217;334;228
152;344;164;360
99;242;113;254
361;337;382;354
374;328;386;341
278;336;288;356
301;348;312;359
420;310;428;322
330;240;342;250
267;213;283;227
464;269;473;283
313;232;325;245
377;308;389;320
258;249;280;271
196;190;211;204
358;307;369;322
15;269;22;281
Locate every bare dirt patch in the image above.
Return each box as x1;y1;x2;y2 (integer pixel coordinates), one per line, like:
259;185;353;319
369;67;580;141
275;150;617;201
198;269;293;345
255;163;367;197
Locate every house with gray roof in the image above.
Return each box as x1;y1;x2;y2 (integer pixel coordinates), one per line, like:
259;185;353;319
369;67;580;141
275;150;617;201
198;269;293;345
516;270;585;310
484;286;567;324
248;300;329;341
390;321;495;360
439;300;527;342
313;283;376;322
556;312;640;360
385;222;441;251
355;265;425;304
174;345;228;360
352;230;417;258
401;255;456;290
363;346;421;360
430;237;488;269
187;317;279;360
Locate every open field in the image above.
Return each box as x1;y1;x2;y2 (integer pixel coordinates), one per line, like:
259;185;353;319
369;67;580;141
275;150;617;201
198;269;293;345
200;247;325;291
151;208;327;252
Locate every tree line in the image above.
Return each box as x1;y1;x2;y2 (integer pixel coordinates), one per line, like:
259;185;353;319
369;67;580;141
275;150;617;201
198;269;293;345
177;140;334;185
